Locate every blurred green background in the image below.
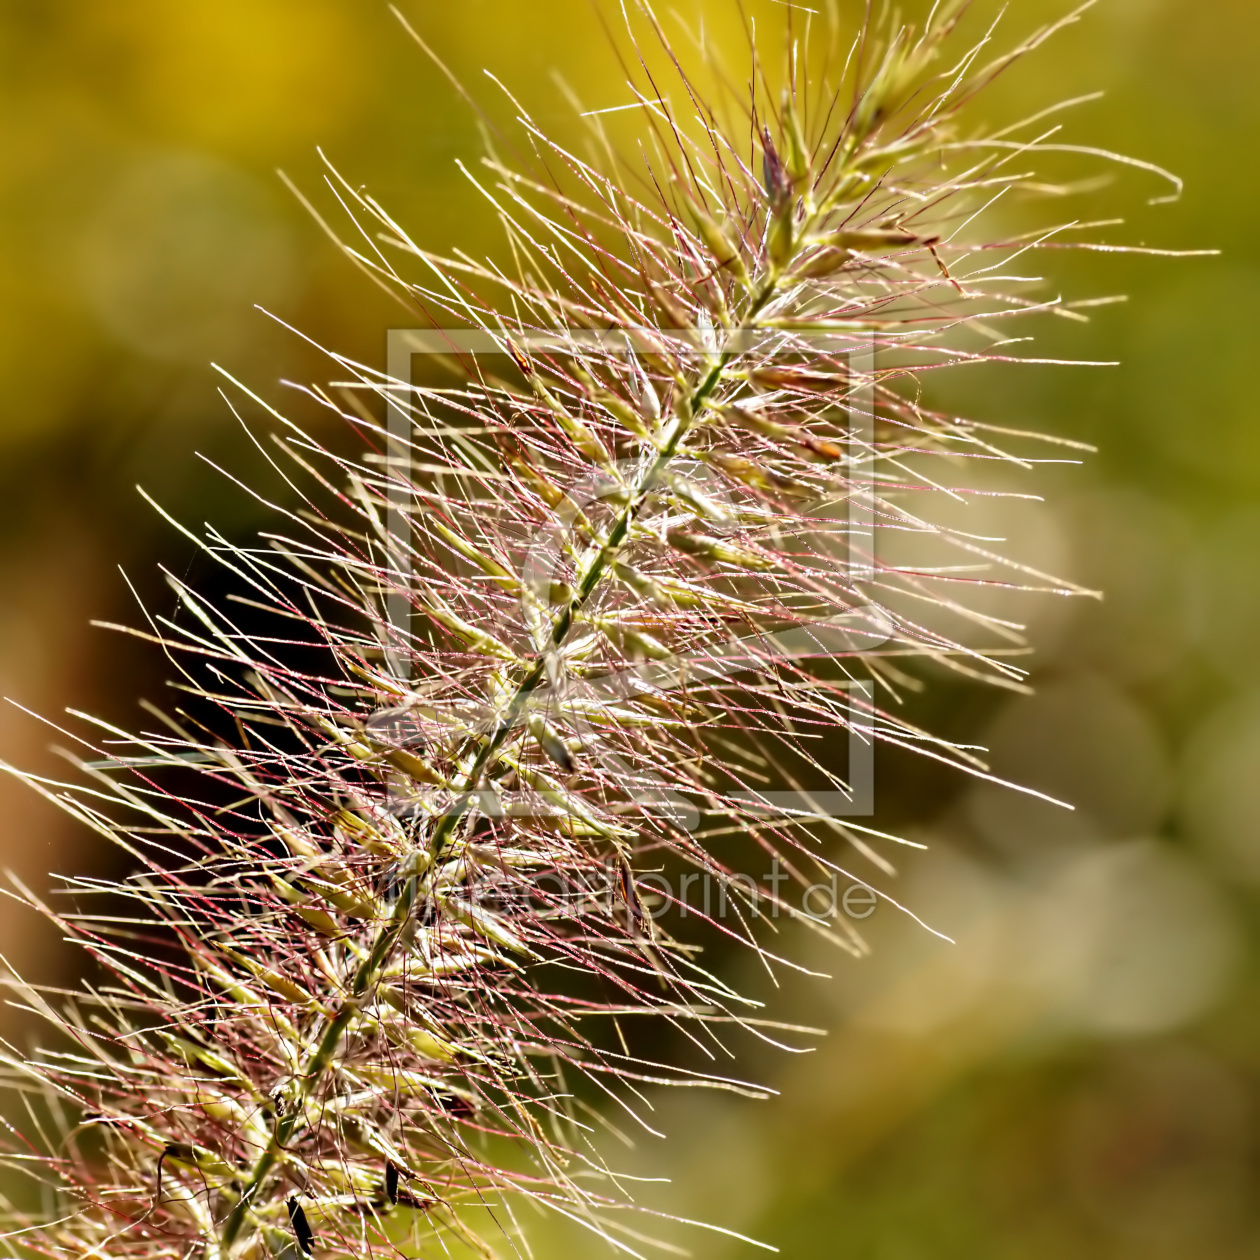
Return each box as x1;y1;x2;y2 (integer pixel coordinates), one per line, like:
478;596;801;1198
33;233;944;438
1;0;1257;1256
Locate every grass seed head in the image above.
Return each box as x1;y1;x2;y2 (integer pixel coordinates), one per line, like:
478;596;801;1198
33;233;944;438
0;2;1177;1256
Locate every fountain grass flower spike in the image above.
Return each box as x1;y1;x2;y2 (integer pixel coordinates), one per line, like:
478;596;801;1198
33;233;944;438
0;2;1186;1256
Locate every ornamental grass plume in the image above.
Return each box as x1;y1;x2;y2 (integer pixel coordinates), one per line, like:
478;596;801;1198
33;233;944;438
0;2;1187;1256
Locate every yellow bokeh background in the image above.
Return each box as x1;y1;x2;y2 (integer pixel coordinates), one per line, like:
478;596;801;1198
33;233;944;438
2;1;1258;1255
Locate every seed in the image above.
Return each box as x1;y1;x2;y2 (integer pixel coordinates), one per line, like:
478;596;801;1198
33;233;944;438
666;529;777;570
528;713;576;772
688;204;751;288
750;366;844;392
811;226;938;252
